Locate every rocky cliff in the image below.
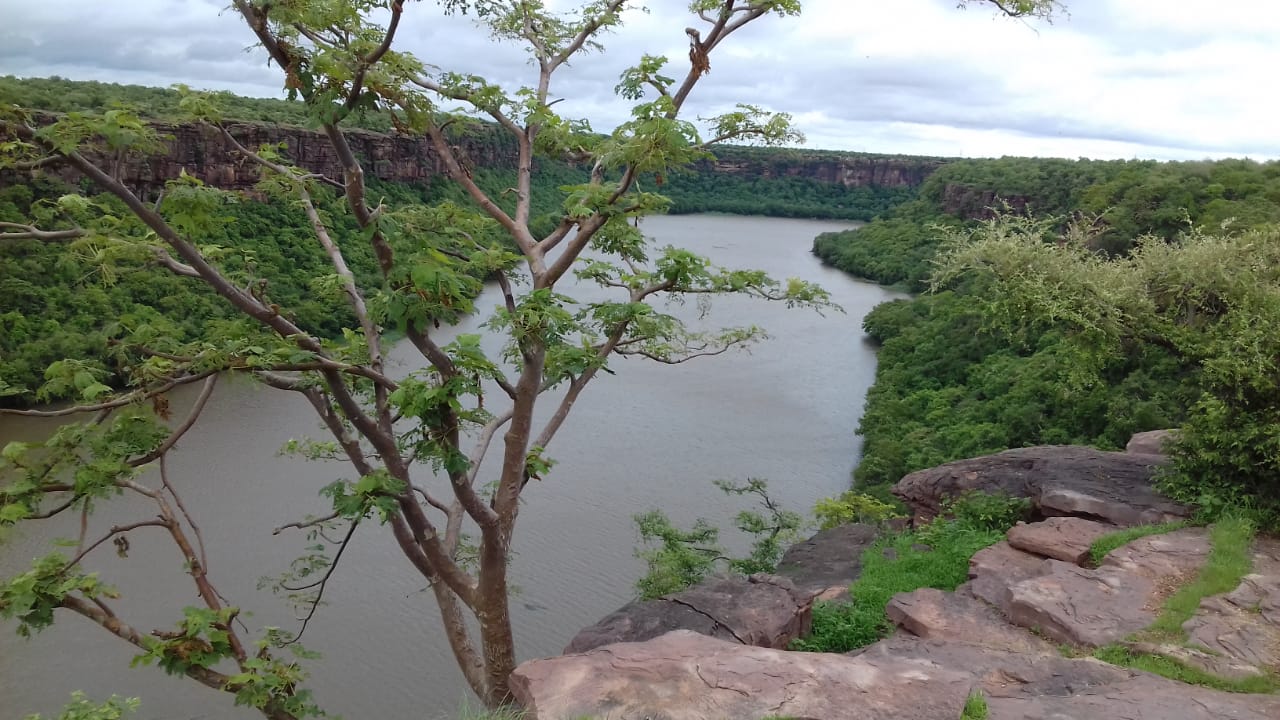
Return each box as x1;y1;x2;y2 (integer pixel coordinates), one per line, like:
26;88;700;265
513;438;1280;720
937;182;1033;219
696;148;945;188
28;118;944;195
38;120;518;196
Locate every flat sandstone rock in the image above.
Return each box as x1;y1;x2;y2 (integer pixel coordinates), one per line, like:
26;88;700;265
513;630;974;720
1006;517;1117;566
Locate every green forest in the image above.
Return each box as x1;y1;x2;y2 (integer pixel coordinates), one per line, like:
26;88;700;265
4;75;1278;522
820;156;1280;521
0;77;928;403
814;156;1280;289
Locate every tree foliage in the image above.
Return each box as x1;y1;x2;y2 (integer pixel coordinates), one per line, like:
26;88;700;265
0;1;832;714
933;218;1280;520
814;156;1280;290
0;1;1065;715
633;479;803;599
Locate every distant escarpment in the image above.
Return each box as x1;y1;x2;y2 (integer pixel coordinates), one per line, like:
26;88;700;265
26;117;946;196
36;120;519;196
693;146;946;189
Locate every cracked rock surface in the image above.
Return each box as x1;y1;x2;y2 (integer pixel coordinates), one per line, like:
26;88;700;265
892;445;1188;526
562;574;813;654
515;629;973;720
524;439;1278;720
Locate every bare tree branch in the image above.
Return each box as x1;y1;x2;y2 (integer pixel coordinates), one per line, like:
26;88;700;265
0;221;85;242
128;375;217;468
0;370;219;418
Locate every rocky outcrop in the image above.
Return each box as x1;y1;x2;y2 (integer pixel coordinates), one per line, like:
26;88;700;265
1006;516;1116;565
1126;428;1179;455
937;183;1031;220
984;528;1210;647
872;525;1280;720
1176;536;1280;678
773;522;881;600
892;445;1189;526
514;630;975;720
523;438;1280;720
562;574;812;654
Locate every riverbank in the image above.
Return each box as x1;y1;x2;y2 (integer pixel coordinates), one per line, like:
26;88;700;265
510;439;1280;719
0;215;899;719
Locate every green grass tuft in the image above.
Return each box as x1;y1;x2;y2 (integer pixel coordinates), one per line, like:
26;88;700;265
1088;521;1187;566
1147;516;1254;636
1093;645;1279;694
790;520;1005;653
961;691;989;720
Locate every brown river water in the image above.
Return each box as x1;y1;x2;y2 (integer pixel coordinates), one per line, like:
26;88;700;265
0;214;903;719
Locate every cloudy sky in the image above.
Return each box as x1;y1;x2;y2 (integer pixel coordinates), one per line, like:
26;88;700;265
2;0;1277;161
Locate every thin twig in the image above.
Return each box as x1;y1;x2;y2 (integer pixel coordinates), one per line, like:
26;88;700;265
273;511;342;536
159;455;207;573
62;519;169;571
279;520;358;646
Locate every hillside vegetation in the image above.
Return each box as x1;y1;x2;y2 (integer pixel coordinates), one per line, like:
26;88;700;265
822;156;1280;521
815;156;1280;290
0;77;927;405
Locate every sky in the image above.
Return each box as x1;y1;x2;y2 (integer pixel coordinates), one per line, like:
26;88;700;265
1;0;1278;161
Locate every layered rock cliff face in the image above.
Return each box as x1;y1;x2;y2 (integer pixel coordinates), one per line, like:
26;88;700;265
48;121;518;196
32;119;944;194
938;182;1033;219
699;152;944;188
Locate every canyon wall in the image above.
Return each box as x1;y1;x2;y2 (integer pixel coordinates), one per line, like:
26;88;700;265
29;119;946;194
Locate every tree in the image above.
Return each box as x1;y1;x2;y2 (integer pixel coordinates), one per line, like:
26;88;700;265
932;215;1280;521
0;0;1063;715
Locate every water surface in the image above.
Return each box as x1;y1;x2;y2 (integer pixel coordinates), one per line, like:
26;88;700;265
0;214;902;719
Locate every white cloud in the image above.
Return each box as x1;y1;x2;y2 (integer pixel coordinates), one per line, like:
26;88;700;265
0;0;1277;160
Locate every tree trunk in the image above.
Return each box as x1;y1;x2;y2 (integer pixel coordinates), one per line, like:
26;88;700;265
478;588;518;707
432;581;488;699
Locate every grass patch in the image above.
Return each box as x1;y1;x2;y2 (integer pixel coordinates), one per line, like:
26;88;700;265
1093;645;1279;694
1147;515;1255;637
961;691;989;720
455;703;525;720
1092;516;1271;692
1088;521;1188;566
790;519;1005;653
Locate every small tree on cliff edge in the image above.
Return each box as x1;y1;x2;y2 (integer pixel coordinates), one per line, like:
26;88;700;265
0;0;1062;715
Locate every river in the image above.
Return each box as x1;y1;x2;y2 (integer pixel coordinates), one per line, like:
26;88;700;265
0;214;902;719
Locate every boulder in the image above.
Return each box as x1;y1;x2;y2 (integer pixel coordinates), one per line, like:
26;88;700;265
514;630;975;720
965;541;1048;616
1007;560;1156;647
1006;528;1210;647
1006;517;1117;566
1126;429;1179;455
774;522;881;598
562;574;811;654
893;445;1188;526
1099;527;1211;580
886;587;1050;653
